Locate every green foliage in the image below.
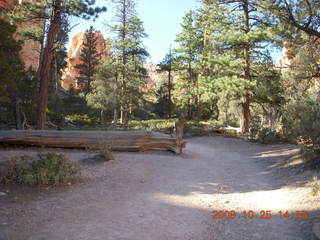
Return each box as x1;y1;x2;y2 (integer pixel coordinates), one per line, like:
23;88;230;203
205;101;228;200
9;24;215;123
96;140;115;161
0;153;80;185
300;146;320;162
282;94;320;160
76;26;101;95
0;19;37;129
257;127;283;144
0;19;23;104
128;119;176;133
125;119;223;135
65;114;99;127
107;0;149;123
173;10;205;119
312;176;320;196
284;94;320;145
47;89;99;127
87;59;121;112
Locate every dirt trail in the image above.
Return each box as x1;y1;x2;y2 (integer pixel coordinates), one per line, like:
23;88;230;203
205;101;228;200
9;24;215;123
0;136;319;240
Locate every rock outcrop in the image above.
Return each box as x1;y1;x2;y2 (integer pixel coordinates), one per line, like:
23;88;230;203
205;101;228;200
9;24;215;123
61;31;110;90
276;42;297;71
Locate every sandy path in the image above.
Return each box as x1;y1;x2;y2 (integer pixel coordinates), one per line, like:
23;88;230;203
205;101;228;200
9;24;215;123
0;136;319;239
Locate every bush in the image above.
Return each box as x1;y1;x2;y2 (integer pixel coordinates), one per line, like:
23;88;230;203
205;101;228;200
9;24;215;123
65;114;99;127
257;127;282;143
284;94;320;159
125;119;223;136
128;119;176;133
0;153;80;185
300;145;320;162
312;176;320;196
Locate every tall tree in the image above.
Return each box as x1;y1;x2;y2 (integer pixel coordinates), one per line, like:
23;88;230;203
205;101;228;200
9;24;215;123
111;0;148;124
8;0;106;129
157;47;174;118
174;10;204;119
37;0;105;129
76;26;101;95
197;0;274;132
0;19;36;129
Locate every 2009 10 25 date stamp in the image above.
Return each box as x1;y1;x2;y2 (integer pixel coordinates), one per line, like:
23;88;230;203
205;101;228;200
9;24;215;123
211;210;309;220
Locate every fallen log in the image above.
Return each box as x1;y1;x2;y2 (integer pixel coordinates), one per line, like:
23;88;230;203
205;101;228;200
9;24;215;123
0;130;186;154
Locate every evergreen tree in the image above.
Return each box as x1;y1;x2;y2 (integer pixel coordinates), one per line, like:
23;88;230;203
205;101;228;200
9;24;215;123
76;26;101;95
157;48;174;118
196;0;275;132
0;19;35;129
87;58;122;122
6;0;106;129
174;10;204;119
110;0;149;124
262;0;320;39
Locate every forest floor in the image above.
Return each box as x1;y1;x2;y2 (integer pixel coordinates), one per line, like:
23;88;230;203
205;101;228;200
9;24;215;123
0;136;320;240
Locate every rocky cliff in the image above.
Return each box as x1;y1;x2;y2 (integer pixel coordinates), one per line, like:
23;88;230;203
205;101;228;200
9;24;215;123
61;31;110;89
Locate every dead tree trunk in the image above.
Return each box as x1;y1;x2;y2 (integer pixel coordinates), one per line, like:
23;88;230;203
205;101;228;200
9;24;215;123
175;117;185;155
37;0;62;129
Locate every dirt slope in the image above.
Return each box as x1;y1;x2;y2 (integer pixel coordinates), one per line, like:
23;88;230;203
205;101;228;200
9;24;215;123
0;136;319;240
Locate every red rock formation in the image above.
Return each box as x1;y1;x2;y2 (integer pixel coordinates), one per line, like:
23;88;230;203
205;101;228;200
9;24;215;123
276;42;297;71
144;65;161;89
61;31;110;89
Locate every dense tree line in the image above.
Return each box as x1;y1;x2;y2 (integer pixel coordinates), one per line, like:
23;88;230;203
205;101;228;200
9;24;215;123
1;0;320;157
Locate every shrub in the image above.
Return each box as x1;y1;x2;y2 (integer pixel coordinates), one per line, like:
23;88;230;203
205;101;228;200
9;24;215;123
97;139;114;161
0;153;80;185
128;119;176;133
65;114;99;127
257;127;282;144
284;94;320;160
312;176;320;196
300;145;320;162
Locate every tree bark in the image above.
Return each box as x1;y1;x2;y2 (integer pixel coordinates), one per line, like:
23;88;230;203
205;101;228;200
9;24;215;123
167;46;173;119
240;94;250;133
15;98;22;130
241;0;251;134
113;108;119;122
37;0;62;129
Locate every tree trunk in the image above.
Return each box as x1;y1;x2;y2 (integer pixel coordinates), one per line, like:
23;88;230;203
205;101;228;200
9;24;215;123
197;99;203;120
36;0;62;129
15;98;22;130
167;68;172;118
241;0;251;134
100;109;107;126
113;108;119;122
167;46;173;119
120;104;127;125
240;94;250;133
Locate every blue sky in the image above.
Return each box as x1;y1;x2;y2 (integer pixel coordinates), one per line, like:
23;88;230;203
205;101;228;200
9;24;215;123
68;0;200;64
68;0;282;64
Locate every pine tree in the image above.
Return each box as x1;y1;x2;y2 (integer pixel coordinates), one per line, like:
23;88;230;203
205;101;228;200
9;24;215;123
0;19;36;129
76;26;101;95
157;48;174;118
174;10;204;119
196;0;275;132
87;58;122;122
110;0;149;124
262;0;320;39
6;0;106;129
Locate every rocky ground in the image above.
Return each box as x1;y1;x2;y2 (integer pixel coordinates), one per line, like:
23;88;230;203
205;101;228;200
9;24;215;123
0;136;319;240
